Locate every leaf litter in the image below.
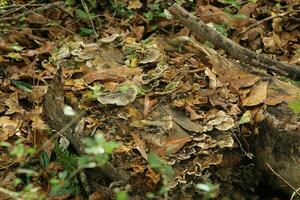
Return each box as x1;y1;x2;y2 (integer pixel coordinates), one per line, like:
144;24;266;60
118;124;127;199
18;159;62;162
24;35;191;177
0;0;300;199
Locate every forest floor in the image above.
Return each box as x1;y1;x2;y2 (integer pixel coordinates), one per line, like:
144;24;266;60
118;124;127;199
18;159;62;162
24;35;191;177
0;0;300;199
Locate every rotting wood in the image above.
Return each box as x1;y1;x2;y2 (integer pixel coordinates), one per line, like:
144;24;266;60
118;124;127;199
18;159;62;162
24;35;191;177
42;68;130;190
168;3;300;81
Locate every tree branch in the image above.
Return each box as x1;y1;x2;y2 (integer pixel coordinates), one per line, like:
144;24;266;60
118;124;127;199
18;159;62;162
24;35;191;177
168;3;300;81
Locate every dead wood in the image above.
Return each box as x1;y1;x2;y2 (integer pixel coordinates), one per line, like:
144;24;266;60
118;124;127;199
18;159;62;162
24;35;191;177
42;68;130;191
255;105;300;194
170;34;300;194
168;3;300;81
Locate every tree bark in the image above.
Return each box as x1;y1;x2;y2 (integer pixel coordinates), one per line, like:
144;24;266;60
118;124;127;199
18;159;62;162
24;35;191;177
168;3;300;81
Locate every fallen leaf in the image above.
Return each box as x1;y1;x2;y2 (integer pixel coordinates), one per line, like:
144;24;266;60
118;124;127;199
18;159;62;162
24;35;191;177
185;104;204;120
5;92;24;115
83;66;142;84
128;0;143;9
239;110;251;124
0;116;20;141
154;135;192;156
132;133;148;160
205;68;222;89
144;95;158;116
242;81;268;106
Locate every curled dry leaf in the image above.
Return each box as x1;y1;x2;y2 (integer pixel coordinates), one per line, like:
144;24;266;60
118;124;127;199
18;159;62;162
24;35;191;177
132;133;148;160
144;95;158;116
185;104;204;120
205;68;222;89
154;134;192;156
5;92;24;115
128;0;143;9
0;116;20;141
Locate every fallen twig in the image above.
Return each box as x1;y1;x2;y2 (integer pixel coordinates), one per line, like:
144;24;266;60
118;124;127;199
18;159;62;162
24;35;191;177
0;1;64;22
168;4;300;81
239;9;300;36
0;1;78;36
266;163;300;198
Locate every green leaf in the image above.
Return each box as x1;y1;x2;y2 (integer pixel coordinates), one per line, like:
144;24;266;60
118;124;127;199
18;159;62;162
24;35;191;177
116;191;128;200
288;97;300;114
12;80;32;92
239;110;251;124
148;152;164;169
144;12;154;20
65;0;74;6
7;52;22;61
76;9;89;20
54;144;78;172
204;40;214;48
10;43;24;51
196;182;220;199
80;27;93;36
40;151;50;168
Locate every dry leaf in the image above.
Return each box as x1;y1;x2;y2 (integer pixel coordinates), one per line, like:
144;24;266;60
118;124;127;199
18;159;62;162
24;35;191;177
83;66;142;84
132;133;148;160
5;92;24;115
242;81;268;106
144;95;158;117
128;0;143;9
0;116;20;141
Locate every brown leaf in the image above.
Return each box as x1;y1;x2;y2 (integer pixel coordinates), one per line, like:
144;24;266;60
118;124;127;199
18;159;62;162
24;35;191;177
26;13;48;24
144;95;158;117
5;92;24;115
154;135;192;156
128;0;143;9
242;81;268;106
185;104;204;120
41;139;55;159
146;167;161;184
83;66;142;84
0;116;20;141
230;76;260;91
132;133;148;160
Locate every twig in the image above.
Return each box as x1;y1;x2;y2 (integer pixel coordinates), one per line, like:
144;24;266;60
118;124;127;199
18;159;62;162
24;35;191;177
240;9;300;36
80;0;98;38
0;1;63;22
0;0;35;18
266;163;300;197
0;1;78;36
230;129;254;159
290;187;300;200
168;3;300;81
0;186;22;200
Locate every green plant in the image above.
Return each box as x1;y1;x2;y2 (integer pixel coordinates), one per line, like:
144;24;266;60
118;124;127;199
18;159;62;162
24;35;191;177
112;2;135;19
147;152;174;199
196;182;220;199
143;2;170;21
211;23;231;37
49;132;118;197
288;97;300;115
0;0;8;7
